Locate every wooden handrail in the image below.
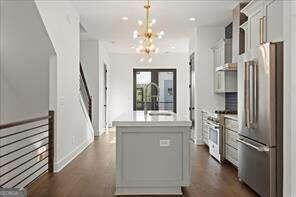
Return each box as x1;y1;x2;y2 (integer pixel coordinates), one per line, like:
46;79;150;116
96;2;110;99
80;63;92;121
0;115;51;130
80;63;91;100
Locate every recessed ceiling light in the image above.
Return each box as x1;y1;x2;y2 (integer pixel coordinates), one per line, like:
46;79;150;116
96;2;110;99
131;46;135;49
171;46;176;49
122;16;129;21
189;17;196;22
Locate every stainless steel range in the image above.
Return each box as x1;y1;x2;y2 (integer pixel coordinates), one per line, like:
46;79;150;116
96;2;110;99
207;113;222;162
207;110;238;162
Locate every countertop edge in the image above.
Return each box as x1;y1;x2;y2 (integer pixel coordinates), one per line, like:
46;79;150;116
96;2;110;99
113;121;192;127
224;115;238;121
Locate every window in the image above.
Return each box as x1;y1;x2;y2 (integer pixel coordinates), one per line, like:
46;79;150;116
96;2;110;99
133;69;177;113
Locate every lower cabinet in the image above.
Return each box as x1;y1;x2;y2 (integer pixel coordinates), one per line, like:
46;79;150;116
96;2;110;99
203;130;209;146
225;144;238;167
202;112;209;146
224;117;239;167
225;129;238;149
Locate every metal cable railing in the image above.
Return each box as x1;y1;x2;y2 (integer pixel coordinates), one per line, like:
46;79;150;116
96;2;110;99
0;111;54;189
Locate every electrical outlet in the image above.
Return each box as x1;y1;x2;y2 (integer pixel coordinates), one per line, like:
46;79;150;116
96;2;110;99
60;97;65;106
37;146;47;161
160;139;170;147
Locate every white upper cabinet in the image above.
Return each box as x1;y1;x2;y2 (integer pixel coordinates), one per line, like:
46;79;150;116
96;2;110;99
212;39;237;93
241;0;283;54
241;0;265;53
212;39;232;68
264;0;283;42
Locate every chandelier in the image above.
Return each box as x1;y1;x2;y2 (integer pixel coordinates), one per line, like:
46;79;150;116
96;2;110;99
133;0;164;62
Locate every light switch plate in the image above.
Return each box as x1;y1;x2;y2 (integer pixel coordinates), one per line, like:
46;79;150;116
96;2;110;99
160;139;170;147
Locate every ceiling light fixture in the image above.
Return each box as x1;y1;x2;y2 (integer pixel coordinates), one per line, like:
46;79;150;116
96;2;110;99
148;57;153;63
122;16;129;21
133;0;164;62
189;17;196;22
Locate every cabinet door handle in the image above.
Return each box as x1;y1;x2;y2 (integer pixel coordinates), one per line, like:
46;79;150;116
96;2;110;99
259;16;266;44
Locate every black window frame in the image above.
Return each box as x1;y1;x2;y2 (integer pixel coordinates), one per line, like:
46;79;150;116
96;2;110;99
133;69;177;113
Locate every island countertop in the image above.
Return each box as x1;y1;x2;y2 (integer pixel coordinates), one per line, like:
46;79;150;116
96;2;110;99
112;111;192;127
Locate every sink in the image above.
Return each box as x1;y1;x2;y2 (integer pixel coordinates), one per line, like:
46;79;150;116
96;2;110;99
148;112;173;116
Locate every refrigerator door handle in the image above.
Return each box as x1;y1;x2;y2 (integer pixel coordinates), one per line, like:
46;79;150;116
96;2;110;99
244;60;257;128
244;62;250;128
237;138;269;152
250;61;257;127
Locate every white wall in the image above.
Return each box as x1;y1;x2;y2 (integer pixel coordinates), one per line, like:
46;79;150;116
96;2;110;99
98;42;111;135
80;40;100;135
0;0;54;123
290;3;296;194
0;0;55;188
35;0;94;172
189;26;225;144
283;1;296;196
79;40;111;136
195;27;225;112
108;53;189;123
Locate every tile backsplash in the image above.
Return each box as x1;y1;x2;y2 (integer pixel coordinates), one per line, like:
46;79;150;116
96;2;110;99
225;92;238;110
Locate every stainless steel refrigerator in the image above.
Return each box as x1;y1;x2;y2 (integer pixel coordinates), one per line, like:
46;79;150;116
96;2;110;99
237;42;283;197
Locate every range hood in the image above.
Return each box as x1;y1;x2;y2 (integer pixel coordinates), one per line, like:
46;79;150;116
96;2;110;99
215;63;237;72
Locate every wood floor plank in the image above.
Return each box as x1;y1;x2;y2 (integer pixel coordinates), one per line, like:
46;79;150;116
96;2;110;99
27;130;257;197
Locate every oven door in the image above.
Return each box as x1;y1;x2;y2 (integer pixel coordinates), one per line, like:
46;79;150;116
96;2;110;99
208;123;221;161
209;125;218;145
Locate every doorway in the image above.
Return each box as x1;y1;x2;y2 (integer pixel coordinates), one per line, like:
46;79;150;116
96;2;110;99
103;64;107;128
133;69;177;113
189;53;195;129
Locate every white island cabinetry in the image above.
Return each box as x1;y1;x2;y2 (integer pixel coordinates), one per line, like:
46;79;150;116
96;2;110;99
113;111;192;196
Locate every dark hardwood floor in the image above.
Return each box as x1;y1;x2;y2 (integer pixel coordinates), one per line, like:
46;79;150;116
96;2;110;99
28;130;257;197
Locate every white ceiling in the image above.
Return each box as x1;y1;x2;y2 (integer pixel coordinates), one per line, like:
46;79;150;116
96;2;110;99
72;0;238;53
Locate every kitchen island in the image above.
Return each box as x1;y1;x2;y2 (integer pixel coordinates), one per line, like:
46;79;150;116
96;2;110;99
113;111;192;196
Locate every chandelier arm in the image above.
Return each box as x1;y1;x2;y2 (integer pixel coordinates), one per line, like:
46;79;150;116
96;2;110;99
146;0;150;32
135;0;162;57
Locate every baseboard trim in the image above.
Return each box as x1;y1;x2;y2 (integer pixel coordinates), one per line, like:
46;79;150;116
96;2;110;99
196;142;205;145
54;137;93;172
195;137;204;145
99;128;106;136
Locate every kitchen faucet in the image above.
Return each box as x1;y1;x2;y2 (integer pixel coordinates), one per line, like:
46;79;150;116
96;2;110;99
143;82;159;115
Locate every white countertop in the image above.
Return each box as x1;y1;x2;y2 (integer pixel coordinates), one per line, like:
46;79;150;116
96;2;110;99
112;111;192;127
224;114;238;121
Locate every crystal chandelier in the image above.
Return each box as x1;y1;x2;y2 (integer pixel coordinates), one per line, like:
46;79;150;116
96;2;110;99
133;0;164;62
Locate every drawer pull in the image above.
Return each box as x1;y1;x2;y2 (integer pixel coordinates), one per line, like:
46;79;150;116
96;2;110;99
237;139;269;152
